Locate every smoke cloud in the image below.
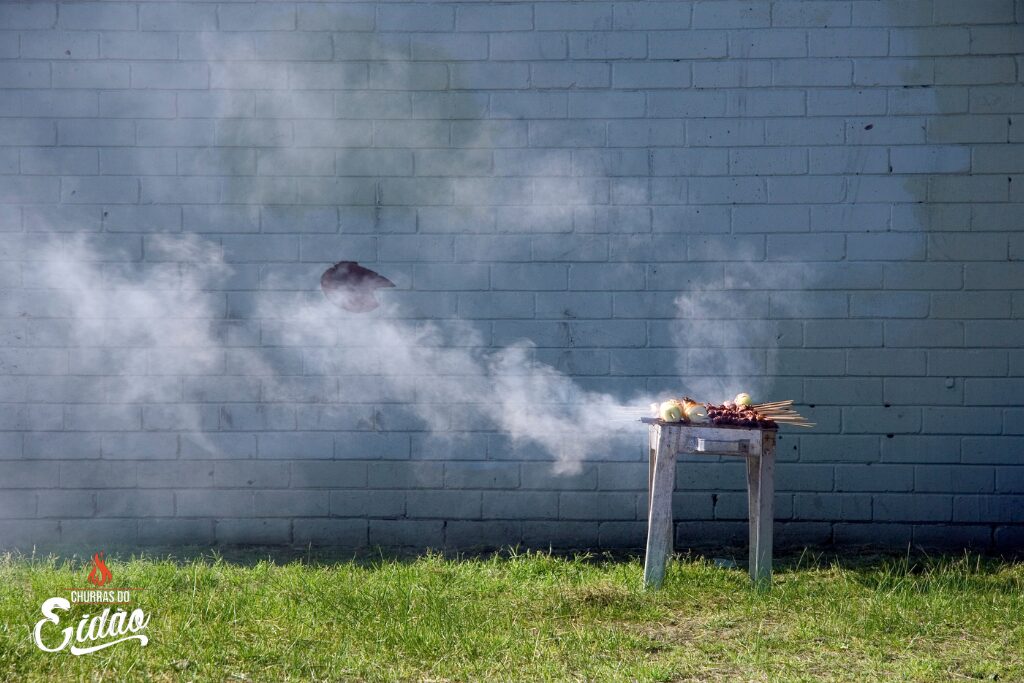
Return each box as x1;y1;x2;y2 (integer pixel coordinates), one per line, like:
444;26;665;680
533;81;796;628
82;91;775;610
30;234;652;471
9;26;797;474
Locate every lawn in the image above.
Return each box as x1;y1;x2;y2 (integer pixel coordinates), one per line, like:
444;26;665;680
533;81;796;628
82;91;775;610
0;549;1020;681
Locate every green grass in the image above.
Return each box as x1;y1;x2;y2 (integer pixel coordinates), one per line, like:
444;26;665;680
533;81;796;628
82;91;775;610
0;549;1021;681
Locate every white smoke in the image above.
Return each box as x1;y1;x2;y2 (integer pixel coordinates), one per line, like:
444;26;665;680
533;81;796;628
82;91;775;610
32;234;651;471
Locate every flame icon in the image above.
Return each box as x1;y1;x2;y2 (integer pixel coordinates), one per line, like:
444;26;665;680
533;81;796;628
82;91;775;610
87;552;112;587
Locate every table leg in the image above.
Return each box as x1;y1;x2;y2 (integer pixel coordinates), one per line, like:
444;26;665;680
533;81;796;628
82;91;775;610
746;435;775;587
643;434;676;589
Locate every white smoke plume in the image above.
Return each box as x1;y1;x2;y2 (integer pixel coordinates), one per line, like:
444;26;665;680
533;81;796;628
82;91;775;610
32;235;653;471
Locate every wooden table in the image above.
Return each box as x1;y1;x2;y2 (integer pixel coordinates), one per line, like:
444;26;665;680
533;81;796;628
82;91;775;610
641;419;777;589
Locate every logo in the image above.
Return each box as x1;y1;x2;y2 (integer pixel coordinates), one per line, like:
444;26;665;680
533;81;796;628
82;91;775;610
32;551;150;656
86;552;112;587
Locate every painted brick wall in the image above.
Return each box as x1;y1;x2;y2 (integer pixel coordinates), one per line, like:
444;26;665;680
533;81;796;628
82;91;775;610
0;0;1021;551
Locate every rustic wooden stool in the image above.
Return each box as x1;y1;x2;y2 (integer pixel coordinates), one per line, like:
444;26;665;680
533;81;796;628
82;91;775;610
641;419;777;589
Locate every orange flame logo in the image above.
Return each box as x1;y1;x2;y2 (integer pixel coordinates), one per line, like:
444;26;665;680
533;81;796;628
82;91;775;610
87;552;112;587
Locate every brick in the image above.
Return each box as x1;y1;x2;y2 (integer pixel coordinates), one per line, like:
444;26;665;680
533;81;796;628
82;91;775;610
694;60;771;88
806;89;882;117
183;206;258;233
845;407;921;435
916;466;994;494
330;490;403;518
0;3;55;28
407;490;480;519
570;31;646;59
955;496;1024;524
521;463;596;490
61;520;138;545
881;436;959;465
836;465;913;493
100;148;175;176
874;495;952;523
97;491;173;518
491;34;567;61
0;63;49;89
131;62;208;90
16;91;93;117
102;433;177;460
966;19;1022;51
730;148;806;176
535;3;612;29
766;119;844;145
692;1;769;28
20;147;96;175
885;321;964;348
884;377;962;407
793;493;868;521
0;461;57;488
560;492;635;520
934;0;1015;24
928;115;1008;143
370;519;444;548
811;29;887;57
216;519;290;545
21;31;98;59
923;408;1001;436
769;176;845;204
60;3;135;29
726;28;804;58
38;492;92;518
53;62;128;89
804;321;881;349
294;519;367;546
855;58;933;86
930;233;1007;261
61;462;135;489
100;32;178;60
254;491;328;517
890;88;969;116
59;119;134;147
214;462;290;489
963;437;1024;465
768;234;843;261
137;120;215;147
847;234;926;262
850;292;929;319
335;436;407;462
180;433;257;460
140;519;214;545
775;59;851;86
140;3;215;30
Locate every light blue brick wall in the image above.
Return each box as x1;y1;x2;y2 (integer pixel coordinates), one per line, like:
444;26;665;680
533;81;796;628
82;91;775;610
0;0;1021;551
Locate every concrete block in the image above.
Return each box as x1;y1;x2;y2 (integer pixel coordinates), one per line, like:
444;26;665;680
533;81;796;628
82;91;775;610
370;519;444;548
570;31;646;59
874;494;952;522
254;491;328;517
844;407;921;435
916;466;994;494
809;28;886;56
53;62;129;89
294;519;367;546
96;491;173;518
139;519;215;545
60;3;135;29
560;492;636;520
216;519;290;545
407;490;481;519
331;490;404;518
836;464;913;493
